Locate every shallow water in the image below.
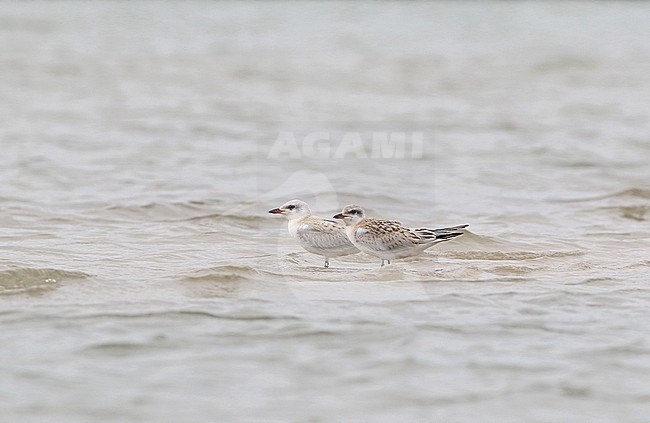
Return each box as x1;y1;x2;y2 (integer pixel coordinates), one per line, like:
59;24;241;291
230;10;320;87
1;1;649;422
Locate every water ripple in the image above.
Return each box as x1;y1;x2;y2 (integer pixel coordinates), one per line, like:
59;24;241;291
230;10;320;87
0;268;89;295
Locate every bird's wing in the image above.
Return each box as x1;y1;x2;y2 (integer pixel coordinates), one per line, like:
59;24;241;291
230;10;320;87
296;217;356;251
353;218;418;252
414;224;469;234
411;224;468;245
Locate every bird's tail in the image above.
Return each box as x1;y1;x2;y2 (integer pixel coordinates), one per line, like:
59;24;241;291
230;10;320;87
412;224;468;244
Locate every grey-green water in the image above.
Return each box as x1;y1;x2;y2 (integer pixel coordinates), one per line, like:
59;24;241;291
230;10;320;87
1;1;649;422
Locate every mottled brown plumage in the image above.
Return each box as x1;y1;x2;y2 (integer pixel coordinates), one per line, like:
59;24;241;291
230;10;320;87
334;205;467;266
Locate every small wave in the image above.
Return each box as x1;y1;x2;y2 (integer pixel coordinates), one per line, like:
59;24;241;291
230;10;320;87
186;212;267;225
558;188;650;203
52;309;299;323
84;342;162;354
601;205;649;222
552;187;650;222
609;188;650;200
621;260;650;270
435;231;544;252
532;56;600;73
104;200;221;222
488;265;537;276
333;191;404;205
566;277;615;285
0;268;89;295
438;250;583;261
183;265;272;283
104;201;273;227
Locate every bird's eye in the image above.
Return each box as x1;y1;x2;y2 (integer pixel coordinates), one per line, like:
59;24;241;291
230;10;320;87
350;209;359;215
286;205;296;210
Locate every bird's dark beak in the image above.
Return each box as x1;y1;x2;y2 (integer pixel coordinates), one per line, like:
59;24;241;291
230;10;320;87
268;208;284;214
333;213;345;219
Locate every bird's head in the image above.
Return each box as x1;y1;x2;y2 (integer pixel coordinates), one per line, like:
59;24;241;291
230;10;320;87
333;205;366;226
268;199;311;220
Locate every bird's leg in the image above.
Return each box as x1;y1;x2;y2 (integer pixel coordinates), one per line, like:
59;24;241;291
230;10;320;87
381;259;385;267
324;258;329;268
387;260;391;265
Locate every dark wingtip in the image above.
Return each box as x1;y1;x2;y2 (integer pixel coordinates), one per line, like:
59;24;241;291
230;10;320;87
442;224;469;231
437;232;464;240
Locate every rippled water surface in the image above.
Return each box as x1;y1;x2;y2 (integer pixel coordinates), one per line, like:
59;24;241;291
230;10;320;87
1;1;649;421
